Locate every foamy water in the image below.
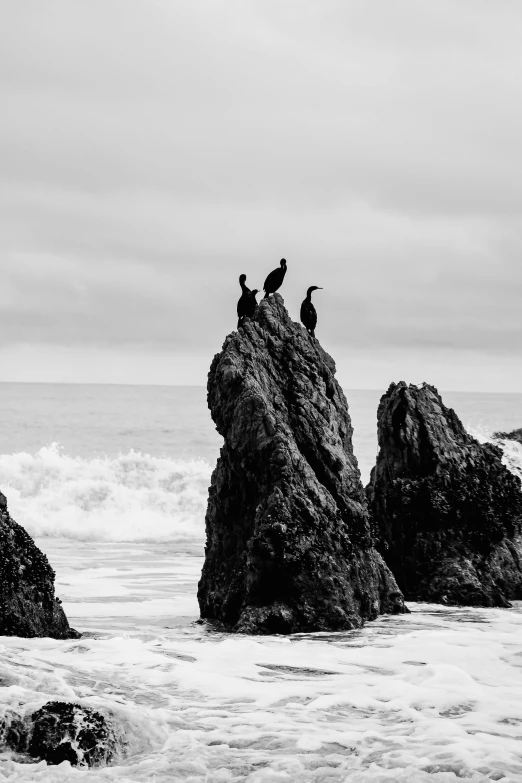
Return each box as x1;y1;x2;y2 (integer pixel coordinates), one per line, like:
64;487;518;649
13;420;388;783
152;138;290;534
493;438;522;483
0;445;211;543
2;540;522;782
1;385;522;780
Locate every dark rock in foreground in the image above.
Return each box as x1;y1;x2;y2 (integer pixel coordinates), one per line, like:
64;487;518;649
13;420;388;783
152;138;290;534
198;294;406;633
3;701;116;767
367;382;522;607
0;491;79;639
494;428;522;445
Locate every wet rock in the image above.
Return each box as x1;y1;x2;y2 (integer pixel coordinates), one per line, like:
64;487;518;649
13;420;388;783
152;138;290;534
367;382;522;606
198;294;406;633
3;701;116;767
0;494;79;638
494;428;522;445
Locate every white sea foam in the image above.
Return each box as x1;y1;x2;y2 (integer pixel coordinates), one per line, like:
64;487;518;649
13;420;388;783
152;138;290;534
1;427;522;780
1;539;522;782
469;427;522;482
495;437;522;482
0;444;211;542
1;433;520;545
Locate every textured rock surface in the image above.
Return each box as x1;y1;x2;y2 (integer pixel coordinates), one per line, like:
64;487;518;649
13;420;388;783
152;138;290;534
3;701;116;767
0;491;79;638
367;382;522;607
494;428;522;445
198;294;406;633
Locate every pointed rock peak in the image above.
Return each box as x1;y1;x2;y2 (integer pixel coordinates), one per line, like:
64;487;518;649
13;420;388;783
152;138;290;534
199;305;406;633
375;382;474;474
367;381;522;608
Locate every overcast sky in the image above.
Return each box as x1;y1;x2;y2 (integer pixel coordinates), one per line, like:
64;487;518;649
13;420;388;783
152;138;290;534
2;0;521;391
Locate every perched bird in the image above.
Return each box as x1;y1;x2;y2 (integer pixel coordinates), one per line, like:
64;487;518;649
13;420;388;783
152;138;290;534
300;286;322;337
263;258;287;298
237;274;259;329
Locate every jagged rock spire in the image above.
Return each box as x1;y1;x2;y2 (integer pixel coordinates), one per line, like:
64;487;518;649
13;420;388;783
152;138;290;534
198;294;406;633
367;382;522;607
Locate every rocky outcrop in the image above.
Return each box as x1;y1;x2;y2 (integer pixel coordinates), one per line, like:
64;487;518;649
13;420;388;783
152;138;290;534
198;294;406;633
494;428;522;445
0;491;79;639
367;382;522;607
2;702;117;767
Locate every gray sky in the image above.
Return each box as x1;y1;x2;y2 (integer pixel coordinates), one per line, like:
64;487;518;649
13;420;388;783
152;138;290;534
2;0;521;390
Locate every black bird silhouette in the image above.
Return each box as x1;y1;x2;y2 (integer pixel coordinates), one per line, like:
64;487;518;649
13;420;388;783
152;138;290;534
263;258;287;298
237;274;259;329
300;286;322;337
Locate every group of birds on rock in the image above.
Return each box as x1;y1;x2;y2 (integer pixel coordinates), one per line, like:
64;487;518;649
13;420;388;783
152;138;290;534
236;258;322;338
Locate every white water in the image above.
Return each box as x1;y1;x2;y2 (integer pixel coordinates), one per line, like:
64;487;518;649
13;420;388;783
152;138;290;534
2;542;522;782
1;431;520;546
2;533;522;783
493;437;522;483
0;445;211;543
1;386;522;781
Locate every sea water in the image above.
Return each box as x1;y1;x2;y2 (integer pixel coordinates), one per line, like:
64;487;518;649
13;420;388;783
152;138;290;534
0;383;521;782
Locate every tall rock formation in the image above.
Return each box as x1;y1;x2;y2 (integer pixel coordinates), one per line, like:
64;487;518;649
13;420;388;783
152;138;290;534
0;491;79;638
367;382;522;607
198;295;406;633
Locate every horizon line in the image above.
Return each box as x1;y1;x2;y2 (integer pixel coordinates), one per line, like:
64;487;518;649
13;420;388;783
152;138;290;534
0;380;521;396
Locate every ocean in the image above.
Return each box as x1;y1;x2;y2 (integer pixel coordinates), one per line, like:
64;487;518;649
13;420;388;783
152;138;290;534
1;382;522;782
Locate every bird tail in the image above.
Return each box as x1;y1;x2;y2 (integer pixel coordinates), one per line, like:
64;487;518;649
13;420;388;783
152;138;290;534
263;291;269;299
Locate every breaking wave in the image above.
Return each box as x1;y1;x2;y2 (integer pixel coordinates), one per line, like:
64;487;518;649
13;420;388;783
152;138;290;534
0;444;211;542
469;427;522;482
0;432;520;545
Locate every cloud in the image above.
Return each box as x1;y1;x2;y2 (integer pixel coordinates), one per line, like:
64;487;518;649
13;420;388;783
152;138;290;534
1;0;521;388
